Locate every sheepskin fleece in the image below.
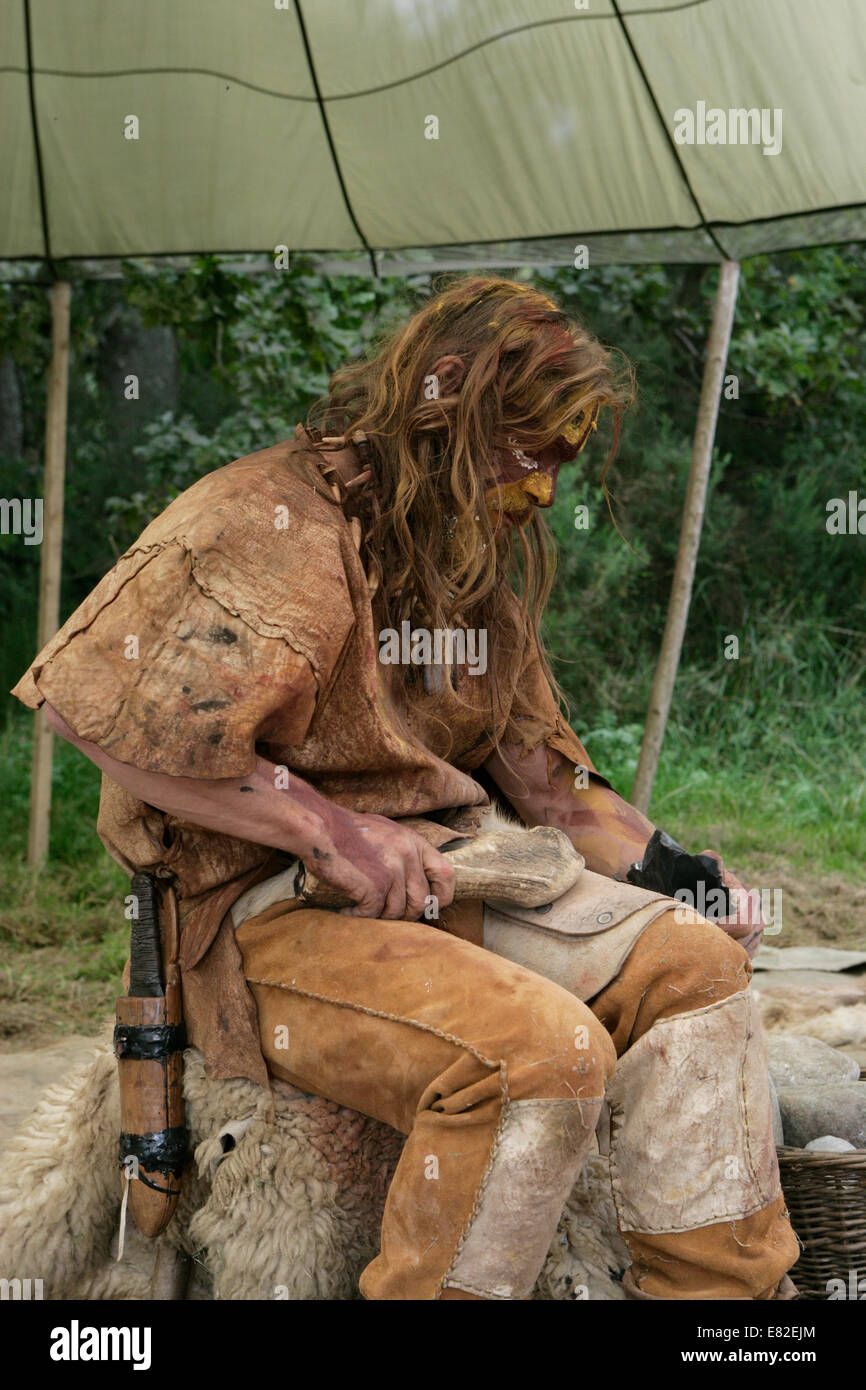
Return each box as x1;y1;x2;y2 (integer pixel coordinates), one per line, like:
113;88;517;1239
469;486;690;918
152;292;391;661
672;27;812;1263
756;996;866;1046
8;944;859;1300
0;1032;627;1300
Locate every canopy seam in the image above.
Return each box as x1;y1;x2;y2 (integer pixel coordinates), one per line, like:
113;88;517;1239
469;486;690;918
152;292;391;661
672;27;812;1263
291;0;379;278
1;2;721;104
609;0;733;262
21;0;56;279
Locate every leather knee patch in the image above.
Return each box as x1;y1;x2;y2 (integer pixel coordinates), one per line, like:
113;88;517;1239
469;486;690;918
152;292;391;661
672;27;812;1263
605;988;780;1234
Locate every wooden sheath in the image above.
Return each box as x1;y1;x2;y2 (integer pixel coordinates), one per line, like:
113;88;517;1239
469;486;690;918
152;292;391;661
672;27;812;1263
116;876;186;1238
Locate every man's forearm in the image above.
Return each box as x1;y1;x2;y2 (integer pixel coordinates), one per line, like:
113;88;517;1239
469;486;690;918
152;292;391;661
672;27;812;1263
484;742;654;878
44;702;353;863
44;703;456;920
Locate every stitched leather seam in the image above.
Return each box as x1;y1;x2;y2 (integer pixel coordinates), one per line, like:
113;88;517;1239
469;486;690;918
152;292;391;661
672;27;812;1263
244;974;501;1069
437;1087;513;1298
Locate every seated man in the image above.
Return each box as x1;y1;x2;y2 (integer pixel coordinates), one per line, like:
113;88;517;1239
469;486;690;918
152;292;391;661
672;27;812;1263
13;275;798;1301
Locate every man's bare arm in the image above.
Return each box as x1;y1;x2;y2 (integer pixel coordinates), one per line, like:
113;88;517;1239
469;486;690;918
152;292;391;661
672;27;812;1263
485;740;765;955
43;703;454;921
483;742;653;878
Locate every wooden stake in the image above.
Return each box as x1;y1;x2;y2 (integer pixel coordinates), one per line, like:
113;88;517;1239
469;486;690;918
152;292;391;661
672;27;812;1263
27;281;71;865
630;261;740;816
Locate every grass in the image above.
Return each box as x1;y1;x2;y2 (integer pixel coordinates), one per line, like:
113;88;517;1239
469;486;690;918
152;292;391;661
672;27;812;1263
569;609;866;884
1;645;864;1047
584;720;866;883
0;717;127;1044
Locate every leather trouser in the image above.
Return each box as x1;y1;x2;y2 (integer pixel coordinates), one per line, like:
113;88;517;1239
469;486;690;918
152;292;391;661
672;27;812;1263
585;912;799;1300
235;892;799;1300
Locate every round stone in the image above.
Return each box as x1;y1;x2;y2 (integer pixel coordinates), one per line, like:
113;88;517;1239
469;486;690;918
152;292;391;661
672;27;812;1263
777;1083;866;1149
766;1034;861;1089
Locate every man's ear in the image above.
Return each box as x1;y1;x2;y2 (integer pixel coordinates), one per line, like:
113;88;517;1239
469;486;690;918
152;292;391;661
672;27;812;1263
428;355;466;393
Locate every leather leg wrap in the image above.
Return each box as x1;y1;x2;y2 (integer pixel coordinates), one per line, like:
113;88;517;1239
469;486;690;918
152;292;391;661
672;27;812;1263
606;987;780;1234
442;1094;604;1300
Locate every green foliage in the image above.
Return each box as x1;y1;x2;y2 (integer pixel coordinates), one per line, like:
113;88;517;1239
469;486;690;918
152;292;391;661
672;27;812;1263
101;258;421;541
2;245;864;799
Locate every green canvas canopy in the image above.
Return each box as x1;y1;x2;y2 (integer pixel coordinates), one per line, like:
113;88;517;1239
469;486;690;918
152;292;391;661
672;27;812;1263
2;0;865;280
3;0;864;859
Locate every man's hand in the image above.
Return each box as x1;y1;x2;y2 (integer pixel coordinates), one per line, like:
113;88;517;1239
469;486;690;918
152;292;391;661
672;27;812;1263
314;811;456;921
700;849;766;959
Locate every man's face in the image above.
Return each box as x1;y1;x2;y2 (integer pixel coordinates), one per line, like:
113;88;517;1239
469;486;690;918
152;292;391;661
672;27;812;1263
484;405;599;526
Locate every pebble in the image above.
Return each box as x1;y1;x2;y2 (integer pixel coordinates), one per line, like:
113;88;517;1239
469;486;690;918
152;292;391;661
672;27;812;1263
804;1135;856;1153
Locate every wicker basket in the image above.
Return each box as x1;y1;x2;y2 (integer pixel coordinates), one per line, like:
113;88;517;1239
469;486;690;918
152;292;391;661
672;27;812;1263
777;1146;866;1299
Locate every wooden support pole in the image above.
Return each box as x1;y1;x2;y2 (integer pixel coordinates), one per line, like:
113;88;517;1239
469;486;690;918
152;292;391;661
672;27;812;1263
630;260;740;816
27;280;71;865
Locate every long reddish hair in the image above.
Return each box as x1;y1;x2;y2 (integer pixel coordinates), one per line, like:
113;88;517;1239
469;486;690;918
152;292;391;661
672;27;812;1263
307;274;633;729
